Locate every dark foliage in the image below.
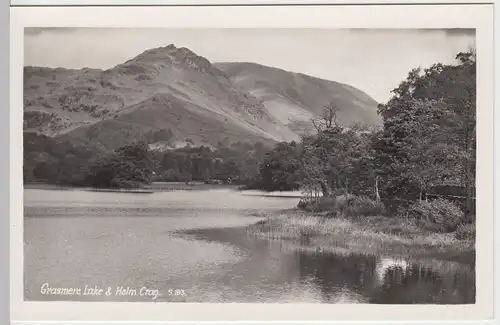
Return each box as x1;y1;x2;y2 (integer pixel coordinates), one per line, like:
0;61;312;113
258;141;302;191
23;132;270;188
84;140;155;188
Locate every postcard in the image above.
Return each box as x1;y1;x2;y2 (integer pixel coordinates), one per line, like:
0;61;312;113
10;3;495;322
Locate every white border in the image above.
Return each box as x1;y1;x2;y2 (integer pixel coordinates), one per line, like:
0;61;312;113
10;4;495;322
8;0;495;6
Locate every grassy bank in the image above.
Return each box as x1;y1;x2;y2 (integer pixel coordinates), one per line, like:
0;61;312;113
246;209;475;265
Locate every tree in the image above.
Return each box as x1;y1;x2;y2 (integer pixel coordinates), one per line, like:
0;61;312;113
32;153;58;181
240;153;260;182
217;157;240;182
376;49;476;214
312;99;340;132
86;141;154;188
297;143;329;198
259;142;302;192
202;167;211;181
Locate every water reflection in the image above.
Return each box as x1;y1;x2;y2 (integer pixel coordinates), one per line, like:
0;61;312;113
185;228;475;304
292;250;475;304
24;188;475;304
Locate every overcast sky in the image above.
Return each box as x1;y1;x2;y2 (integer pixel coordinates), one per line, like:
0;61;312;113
24;28;475;103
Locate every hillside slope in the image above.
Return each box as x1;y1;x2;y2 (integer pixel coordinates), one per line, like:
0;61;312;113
215;62;381;134
24;45;298;149
24;45;380;149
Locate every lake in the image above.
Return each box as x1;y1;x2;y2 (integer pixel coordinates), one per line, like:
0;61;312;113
24;185;475;304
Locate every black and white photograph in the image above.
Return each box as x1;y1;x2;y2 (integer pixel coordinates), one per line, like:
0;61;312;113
22;26;479;306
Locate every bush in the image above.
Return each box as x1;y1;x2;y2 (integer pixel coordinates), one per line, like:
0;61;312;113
455;223;475;240
298;194;386;217
402;199;463;233
339;195;386;217
298;196;336;212
313;196;338;212
297;198;310;209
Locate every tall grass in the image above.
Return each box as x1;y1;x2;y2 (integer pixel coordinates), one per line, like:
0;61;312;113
247;212;354;240
249;193;475;262
246;209;475;262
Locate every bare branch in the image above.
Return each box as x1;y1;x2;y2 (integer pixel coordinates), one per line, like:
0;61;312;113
311;99;340;132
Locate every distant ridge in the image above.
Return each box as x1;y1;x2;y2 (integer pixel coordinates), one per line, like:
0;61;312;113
215;62;381;135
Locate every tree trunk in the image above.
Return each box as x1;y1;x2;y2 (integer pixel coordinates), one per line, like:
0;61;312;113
319;180;329;197
374;175;381;202
465;164;475;219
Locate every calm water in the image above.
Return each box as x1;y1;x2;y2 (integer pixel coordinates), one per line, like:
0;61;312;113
24;186;475;304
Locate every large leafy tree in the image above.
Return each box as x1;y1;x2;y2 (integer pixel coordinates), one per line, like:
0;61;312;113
259;141;302;192
299;123;380;199
376;49;476;213
86;140;155;188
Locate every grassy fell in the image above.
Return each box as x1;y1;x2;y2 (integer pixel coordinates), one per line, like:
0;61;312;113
246;210;475;264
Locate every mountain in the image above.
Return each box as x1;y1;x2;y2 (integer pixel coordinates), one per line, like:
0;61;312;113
214;62;382;134
24;45;380;150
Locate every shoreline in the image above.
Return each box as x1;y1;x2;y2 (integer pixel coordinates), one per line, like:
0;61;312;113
23;183;155;193
24;184;475;265
22;182;240;192
23;183;305;197
245;209;475;266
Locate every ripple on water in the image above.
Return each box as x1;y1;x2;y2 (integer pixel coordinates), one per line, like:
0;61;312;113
23;188;475;304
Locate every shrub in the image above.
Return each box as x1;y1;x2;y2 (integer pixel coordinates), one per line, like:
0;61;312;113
297;197;336;212
455;223;475;240
297;198;310;210
402;199;463;233
313;196;338;212
339;195;386;217
298;194;386;217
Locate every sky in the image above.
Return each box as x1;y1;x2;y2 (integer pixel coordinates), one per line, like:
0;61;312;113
24;28;475;103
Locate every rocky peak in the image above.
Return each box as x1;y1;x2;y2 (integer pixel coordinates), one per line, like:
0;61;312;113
117;44;225;77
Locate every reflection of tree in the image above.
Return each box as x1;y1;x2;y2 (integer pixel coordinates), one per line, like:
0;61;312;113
368;262;475;304
296;251;475;304
297;252;378;302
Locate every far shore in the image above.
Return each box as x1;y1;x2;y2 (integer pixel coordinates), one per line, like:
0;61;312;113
22;182;306;197
23;181;239;192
